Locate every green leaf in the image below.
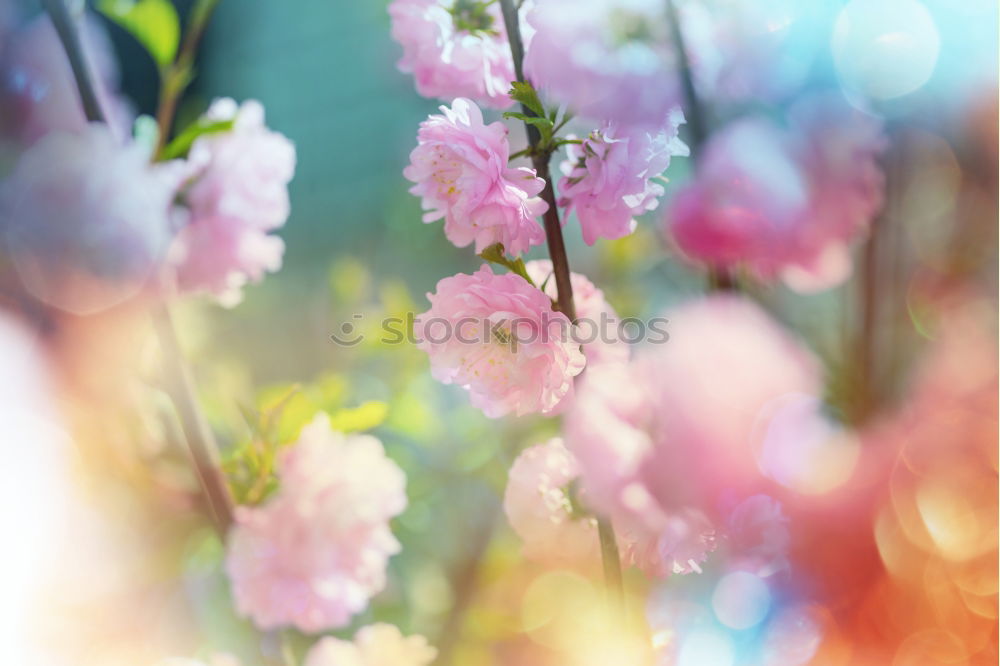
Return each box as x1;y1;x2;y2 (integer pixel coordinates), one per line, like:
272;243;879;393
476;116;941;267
521;116;554;142
509;81;546;118
159;117;235;161
328;401;389;433
502;111;554;144
478;243;536;286
98;0;180;68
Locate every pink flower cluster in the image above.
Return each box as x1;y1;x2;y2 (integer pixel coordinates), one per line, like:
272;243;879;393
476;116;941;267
225;414;406;633
564;296;821;577
169;98;296;306
503;438;601;566
667;93;887;291
524;0;683;126
389;0;518;109
304;623;437;666
405;98;547;256
558;111;689;245
0;123;180;314
415;265;585;418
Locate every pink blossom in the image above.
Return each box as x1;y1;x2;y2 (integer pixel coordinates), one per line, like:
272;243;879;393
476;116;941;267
404;98;547;256
503;438;600;566
169;99;296;306
666;96;886;291
525;259;628;367
564;296;821;577
415;265;585;418
524;0;683;126
0;124;179;314
225;414;406;633
388;0;520;109
305;624;437;666
558;111;689;245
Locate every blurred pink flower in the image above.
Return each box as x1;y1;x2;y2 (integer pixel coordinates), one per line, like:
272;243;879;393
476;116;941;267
305;623;437;666
726;494;790;577
782;93;888;291
169;98;296;307
503;438;600;566
558;111;689;245
620;508;717;576
524;0;682;126
666;95;886;292
564;296;821;577
667;117;810;277
389;0;516;109
0;13;133;144
415;265;585;418
525;259;628;368
225;414;406;633
0;124;179;314
404;98;547;256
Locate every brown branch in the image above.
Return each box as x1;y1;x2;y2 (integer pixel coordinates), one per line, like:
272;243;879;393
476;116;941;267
152;304;233;532
664;0;706;151
664;0;738;292
41;0;105;123
855;214;881;424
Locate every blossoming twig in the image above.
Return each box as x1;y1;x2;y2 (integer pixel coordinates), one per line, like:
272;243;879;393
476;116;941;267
42;0;233;535
498;0;576;320
498;0;625;610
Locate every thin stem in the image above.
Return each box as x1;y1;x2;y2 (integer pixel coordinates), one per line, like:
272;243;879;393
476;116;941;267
280;629;298;666
597;516;625;610
155;0;222;153
855;214;881;423
664;0;705;150
664;0;737;291
44;0;233;535
41;0;104;123
434;500;503;665
152;304;234;533
498;0;575;320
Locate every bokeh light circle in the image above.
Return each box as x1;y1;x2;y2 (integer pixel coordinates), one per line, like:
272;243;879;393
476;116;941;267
755;394;860;495
762;604;824;666
678;630;736;666
712;571;772;630
832;0;941;100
